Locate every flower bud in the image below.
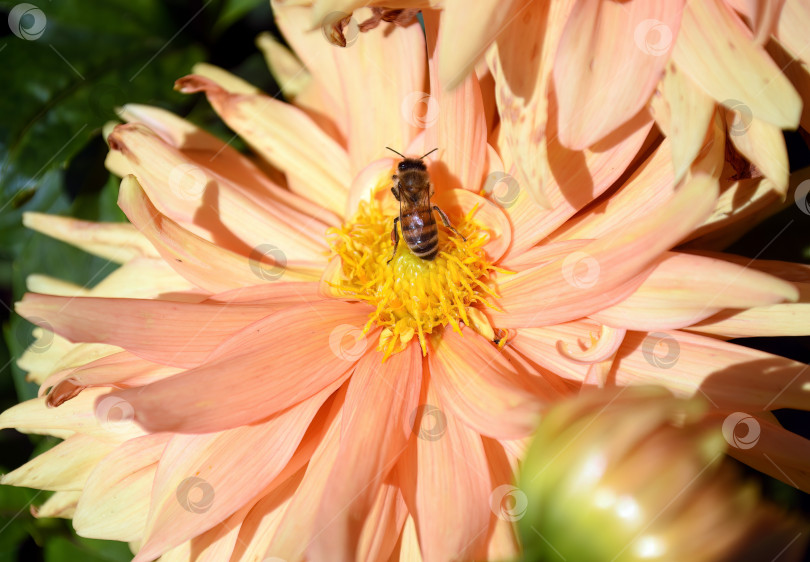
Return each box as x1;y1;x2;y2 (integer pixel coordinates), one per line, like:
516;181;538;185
518;387;807;561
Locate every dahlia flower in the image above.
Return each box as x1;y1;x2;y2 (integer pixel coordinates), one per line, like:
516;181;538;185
518;387;808;561
1;3;809;561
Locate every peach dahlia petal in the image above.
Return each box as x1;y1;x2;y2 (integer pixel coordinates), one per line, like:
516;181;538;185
3;3;810;561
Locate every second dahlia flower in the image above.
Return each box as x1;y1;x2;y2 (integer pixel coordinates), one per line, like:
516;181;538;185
2;4;809;562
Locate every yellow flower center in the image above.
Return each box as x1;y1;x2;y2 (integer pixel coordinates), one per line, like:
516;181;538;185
327;197;503;359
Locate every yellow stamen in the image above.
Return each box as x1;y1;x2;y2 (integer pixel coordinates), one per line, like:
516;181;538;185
327;199;502;359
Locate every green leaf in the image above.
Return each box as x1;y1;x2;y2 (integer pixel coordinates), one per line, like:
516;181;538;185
0;485;41;562
45;536;132;562
214;0;267;35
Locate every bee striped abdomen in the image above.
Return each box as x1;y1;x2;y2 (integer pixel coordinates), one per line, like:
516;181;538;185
402;208;438;260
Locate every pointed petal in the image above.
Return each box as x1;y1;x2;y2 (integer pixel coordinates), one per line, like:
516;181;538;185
767;40;810;132
726;112;789;195
176;74;351;216
22;212;158;263
1;434;115;491
73;433;169;541
191;62;259;94
613;330;810;411
309;0;435;30
590;252;798;331
23;257;198;302
266;400;345;562
482;438;521;561
228;471;302;562
331;12;427;175
486;0;574;210
398;380;491;562
398;516;424;562
113;301;370;433
0;389;145;441
42;351;181;407
89;258;199;300
17;330;80;385
34;491;81;519
496;96;654;257
672;0;801;129
182;506;250;562
357;484;408;562
16;293;278;369
438;0;525;89
554;0;683;149
256;32;311;98
24;275;85;297
119;104;341;228
310;344;420;561
428;327;543;439
546;138;676;243
743;0;787;44
109;123;329;262
19;334;120;388
648;62;715;183
688;282;810;337
493;166;718;327
133;387;333;562
713;411;810;492
118;175;321;292
424;11;488;193
228;398;341;562
274;2;427;173
777;0;810;66
684;177;785;249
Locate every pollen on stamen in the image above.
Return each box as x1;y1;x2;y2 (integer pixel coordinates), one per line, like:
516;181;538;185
326;200;507;360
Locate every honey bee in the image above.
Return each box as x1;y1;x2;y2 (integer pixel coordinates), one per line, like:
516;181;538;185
386;147;465;264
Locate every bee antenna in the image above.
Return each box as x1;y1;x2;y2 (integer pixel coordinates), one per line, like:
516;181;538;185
386;146;407;159
420;148;438;159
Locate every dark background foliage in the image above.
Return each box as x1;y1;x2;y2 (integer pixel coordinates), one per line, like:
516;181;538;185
0;1;281;559
0;1;808;560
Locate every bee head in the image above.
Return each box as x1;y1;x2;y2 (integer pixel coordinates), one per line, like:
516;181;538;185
387;147;438;172
397;158;427;172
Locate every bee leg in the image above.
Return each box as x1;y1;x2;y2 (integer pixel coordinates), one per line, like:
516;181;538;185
387;217;400;265
391;181;401;202
432;205;466;241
